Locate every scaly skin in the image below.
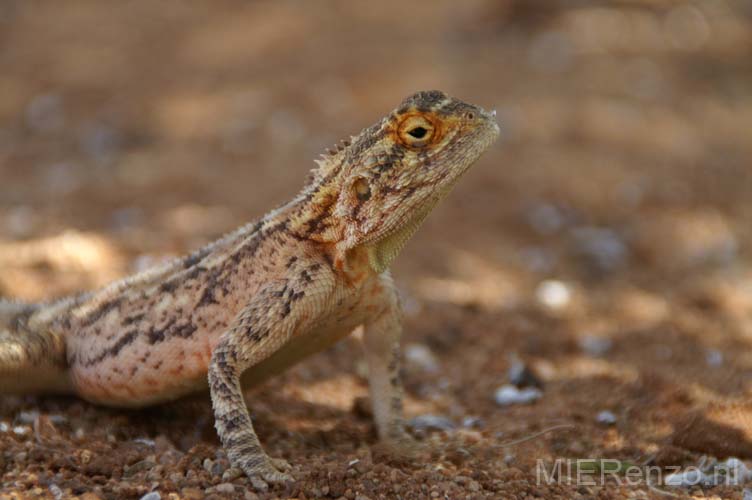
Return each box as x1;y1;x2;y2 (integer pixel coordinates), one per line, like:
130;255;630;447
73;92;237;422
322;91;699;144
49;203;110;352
0;90;499;483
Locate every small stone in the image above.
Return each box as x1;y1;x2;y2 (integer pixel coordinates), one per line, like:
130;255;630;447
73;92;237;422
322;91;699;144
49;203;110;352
571;226;627;271
214;483;235;494
17;411;39;424
714;457;750;485
705;349;723;367
408;415;455;433
535;280;571;310
468;480;482;492
527;203;566;235
49;484;64;500
211;461;226;476
202;458;214;473
596;411;617;425
664;470;708;487
578;335;612;356
462;416;484;429
139;493;161;500
355;495;372;500
508;357;543;389
743;488;752;500
494;385;542;406
244;492;260;500
404;344;440;374
181;487;203;500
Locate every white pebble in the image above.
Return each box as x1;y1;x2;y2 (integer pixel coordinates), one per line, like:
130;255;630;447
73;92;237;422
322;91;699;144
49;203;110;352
596;411;617;425
139;492;161;500
665;469;708;487
494;385;542;406
404;343;439;374
409;414;455;432
716;457;750;485
535;280;571;310
12;426;29;436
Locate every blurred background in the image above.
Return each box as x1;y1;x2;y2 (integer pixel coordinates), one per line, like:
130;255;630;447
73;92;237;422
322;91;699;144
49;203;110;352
1;1;752;497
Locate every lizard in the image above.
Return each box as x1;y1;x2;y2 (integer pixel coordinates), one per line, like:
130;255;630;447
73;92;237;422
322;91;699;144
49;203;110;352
0;90;499;483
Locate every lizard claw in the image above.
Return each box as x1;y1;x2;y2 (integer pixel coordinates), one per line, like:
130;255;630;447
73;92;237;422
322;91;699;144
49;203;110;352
270;457;293;472
258;464;294;485
247;459;294;487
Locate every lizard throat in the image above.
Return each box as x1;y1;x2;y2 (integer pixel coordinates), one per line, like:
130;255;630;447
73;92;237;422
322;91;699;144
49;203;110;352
367;197;437;273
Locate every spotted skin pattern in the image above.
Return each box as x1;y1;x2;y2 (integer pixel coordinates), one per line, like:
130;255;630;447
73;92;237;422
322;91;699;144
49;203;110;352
0;91;499;483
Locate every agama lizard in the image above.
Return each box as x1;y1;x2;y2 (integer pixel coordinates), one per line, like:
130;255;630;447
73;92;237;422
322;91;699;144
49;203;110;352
0;90;499;483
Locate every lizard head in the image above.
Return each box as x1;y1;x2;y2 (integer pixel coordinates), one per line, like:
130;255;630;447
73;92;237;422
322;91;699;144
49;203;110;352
331;90;500;272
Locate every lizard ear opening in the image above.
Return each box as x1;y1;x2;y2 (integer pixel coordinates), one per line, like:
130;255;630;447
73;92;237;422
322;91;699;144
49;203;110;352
352;177;371;202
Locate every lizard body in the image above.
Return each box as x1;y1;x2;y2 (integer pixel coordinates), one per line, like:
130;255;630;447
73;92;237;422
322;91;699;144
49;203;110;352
0;90;499;482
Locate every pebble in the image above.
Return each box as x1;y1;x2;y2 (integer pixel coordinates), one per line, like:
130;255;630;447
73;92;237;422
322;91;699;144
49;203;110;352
508;358;543;389
180;488;203;500
139;493;161;500
408;414;455;432
404;343;440;374
526;203;567;235
214;483;235;494
744;488;752;500
595;410;617;425
49;484;64;500
664;469;708;487
494;385;542;406
462;416;484;429
17;410;39;424
705;349;723;367
571;226;628;271
578;335;612;356
535;280;571;310
715;457;751;485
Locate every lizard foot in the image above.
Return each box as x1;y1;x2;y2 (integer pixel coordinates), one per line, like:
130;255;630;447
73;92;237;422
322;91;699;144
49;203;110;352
377;432;426;460
246;459;294;486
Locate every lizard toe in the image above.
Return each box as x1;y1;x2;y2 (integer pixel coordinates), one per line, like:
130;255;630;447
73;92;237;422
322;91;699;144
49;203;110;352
260;467;294;484
270;457;293;472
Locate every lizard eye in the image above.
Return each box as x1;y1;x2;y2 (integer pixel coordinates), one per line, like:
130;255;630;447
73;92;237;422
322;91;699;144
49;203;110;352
398;115;435;148
408;126;427;139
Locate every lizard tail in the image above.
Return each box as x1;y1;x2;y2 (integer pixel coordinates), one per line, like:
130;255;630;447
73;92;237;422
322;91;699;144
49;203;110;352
0;300;73;394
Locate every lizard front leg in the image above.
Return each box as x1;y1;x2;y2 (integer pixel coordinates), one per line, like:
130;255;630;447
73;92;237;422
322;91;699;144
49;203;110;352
362;274;419;455
208;277;328;483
